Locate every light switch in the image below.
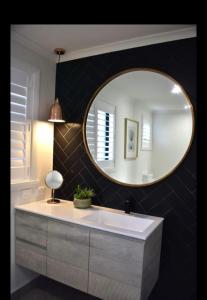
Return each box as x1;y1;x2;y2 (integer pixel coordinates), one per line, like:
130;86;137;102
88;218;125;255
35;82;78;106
37;186;46;200
21;189;32;202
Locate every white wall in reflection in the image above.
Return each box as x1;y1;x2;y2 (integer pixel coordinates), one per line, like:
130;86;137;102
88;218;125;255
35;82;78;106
152;109;192;179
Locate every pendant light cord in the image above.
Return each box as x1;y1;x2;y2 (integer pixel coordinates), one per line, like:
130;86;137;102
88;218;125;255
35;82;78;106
54;48;65;64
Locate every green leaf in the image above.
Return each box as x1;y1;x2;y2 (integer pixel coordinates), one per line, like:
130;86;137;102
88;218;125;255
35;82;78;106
73;184;95;199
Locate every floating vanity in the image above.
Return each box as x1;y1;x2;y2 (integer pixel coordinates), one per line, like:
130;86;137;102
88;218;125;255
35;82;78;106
15;200;163;300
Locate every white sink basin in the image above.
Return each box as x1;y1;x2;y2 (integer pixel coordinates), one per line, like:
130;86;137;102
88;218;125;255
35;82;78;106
81;210;154;233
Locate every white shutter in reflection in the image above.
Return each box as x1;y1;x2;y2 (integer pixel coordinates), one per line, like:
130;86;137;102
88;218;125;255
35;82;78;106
97;110;114;162
86;108;96;156
11;67;31;179
86;101;115;170
141;113;152;150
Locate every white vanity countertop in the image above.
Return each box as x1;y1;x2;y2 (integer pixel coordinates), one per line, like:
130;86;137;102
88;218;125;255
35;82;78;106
15;199;164;240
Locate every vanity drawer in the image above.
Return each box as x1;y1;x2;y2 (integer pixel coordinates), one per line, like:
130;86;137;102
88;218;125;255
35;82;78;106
16;239;46;275
46;219;90;292
15;210;47;273
47;219;89;246
88;272;141;300
47;257;88;292
90;228;144;262
15;210;47;247
89;229;144;287
47;219;90;269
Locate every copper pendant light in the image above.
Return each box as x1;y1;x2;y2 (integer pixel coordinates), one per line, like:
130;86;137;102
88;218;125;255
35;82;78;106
48;98;65;122
48;48;66;123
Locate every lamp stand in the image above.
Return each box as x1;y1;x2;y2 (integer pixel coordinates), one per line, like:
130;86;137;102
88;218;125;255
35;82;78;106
47;189;60;204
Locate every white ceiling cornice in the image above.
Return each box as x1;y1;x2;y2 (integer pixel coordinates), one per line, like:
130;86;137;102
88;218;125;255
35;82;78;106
63;27;196;62
11;30;55;62
11;27;196;63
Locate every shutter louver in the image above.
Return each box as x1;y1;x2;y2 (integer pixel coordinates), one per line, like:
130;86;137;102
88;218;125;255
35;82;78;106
141;113;152;150
11;67;30;180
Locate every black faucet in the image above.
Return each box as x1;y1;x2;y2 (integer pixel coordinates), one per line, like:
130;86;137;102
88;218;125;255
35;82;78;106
124;199;131;214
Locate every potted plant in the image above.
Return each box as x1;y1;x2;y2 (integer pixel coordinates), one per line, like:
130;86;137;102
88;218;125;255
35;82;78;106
73;184;95;208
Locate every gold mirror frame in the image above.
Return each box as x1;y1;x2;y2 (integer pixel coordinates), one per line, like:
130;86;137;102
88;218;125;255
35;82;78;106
83;68;195;187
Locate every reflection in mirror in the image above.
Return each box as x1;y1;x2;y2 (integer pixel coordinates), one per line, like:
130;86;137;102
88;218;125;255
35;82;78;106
45;170;63;203
84;69;194;186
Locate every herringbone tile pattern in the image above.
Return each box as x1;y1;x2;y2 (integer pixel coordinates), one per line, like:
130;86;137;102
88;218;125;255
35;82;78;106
54;38;197;300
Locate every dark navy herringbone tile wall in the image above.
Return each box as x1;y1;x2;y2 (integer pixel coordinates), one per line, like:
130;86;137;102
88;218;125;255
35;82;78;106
54;38;196;300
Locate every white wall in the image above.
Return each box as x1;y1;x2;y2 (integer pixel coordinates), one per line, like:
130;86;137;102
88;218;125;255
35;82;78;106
11;122;54;293
11;38;56;121
95;87;152;184
11;39;56;293
151;110;193;179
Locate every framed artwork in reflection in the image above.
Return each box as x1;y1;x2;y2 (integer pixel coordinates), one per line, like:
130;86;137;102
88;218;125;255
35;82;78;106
124;118;138;159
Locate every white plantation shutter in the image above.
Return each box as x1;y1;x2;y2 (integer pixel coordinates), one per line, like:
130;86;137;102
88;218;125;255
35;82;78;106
96;110;114;162
11;67;31;180
86;107;96;157
141;113;152;150
86;101;115;170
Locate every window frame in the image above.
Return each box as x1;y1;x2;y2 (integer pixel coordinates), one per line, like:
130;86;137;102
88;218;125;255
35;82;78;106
140;113;152;151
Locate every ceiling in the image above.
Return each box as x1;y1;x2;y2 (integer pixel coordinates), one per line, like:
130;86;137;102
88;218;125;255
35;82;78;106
100;70;191;111
11;24;196;62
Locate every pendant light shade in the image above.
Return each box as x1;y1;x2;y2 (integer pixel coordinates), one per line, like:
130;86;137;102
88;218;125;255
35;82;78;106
48;98;65;122
48;48;66;123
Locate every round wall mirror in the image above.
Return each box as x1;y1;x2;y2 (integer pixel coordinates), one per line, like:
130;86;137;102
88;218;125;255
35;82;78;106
83;69;194;187
45;170;63;203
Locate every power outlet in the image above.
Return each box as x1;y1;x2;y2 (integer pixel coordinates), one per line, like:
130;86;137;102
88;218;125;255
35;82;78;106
21;189;32;202
37;186;46;200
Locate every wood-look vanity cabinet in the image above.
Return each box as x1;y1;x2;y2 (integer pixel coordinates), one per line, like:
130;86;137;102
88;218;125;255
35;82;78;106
15;210;163;300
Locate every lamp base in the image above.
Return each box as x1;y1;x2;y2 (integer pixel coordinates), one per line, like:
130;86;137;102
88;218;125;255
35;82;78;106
47;199;60;204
